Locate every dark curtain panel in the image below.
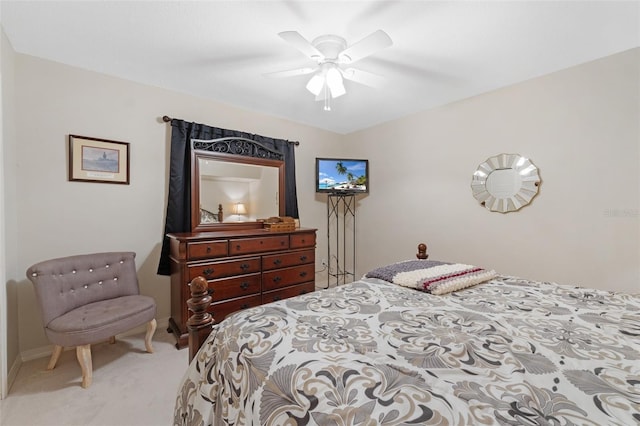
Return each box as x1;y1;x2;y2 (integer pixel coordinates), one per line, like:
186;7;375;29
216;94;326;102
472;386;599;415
248;135;299;219
157;119;299;276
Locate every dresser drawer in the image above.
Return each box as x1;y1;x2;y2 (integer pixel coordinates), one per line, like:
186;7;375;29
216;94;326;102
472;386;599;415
262;249;315;271
209;274;261;302
188;257;260;281
187;240;228;260
262;264;315;291
229;235;289;255
209;294;262;323
290;232;316;249
262;282;315;304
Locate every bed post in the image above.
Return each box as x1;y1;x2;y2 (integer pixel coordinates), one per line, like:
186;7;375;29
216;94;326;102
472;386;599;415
217;203;223;222
417;243;428;260
186;276;214;363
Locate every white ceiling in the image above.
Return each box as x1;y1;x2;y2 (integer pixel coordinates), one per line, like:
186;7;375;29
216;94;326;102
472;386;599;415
1;1;639;134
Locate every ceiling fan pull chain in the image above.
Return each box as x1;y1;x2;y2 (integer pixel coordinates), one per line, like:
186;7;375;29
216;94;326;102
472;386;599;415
324;85;331;111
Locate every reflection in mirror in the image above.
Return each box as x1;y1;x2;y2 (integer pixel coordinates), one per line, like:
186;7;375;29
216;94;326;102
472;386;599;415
199;159;280;223
486;168;520;198
191;150;285;232
471;153;540;213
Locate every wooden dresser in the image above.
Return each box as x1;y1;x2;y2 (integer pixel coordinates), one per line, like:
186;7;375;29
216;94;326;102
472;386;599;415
167;227;317;348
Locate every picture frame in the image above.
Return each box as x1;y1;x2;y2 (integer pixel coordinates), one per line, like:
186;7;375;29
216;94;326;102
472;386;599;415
69;134;130;184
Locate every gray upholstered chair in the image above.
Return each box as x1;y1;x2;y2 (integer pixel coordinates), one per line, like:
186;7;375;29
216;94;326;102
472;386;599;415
26;252;157;388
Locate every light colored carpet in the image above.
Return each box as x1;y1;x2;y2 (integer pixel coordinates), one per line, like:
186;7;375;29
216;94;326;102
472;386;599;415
0;329;188;426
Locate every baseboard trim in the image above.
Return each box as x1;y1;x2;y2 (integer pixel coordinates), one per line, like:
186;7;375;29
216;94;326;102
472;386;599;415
19;316;170;363
6;355;21;394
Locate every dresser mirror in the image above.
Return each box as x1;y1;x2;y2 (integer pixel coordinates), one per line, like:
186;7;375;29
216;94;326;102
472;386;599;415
191;149;285;232
470;153;540;213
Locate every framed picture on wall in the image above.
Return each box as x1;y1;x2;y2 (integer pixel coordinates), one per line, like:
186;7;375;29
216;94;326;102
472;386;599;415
68;134;130;184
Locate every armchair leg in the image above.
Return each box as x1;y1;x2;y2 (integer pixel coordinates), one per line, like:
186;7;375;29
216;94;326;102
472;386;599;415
145;319;157;353
76;344;93;388
47;345;63;370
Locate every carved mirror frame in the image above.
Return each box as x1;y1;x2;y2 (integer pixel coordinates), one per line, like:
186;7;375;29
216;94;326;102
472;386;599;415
471;153;541;213
190;138;285;232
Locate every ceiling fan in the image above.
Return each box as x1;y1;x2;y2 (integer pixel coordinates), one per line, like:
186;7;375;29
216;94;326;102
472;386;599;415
264;30;393;110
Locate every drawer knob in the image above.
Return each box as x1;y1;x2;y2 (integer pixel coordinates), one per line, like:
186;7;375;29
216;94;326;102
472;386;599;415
240;282;250;290
240;304;249;309
240;263;250;271
207;288;214;296
236;244;241;250
206;247;212;253
301;239;305;243
300;255;307;261
203;268;214;277
273;259;282;266
300;271;308;277
273;276;281;283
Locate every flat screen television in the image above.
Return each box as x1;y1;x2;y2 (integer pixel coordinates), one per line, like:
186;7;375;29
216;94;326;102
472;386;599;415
315;158;369;194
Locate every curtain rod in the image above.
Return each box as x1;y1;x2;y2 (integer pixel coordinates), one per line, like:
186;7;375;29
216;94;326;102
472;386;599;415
162;115;300;146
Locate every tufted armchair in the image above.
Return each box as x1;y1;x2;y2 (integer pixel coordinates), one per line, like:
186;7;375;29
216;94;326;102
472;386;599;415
26;252;157;388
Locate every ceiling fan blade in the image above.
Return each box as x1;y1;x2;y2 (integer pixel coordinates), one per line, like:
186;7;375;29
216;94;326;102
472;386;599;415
278;31;324;61
342;68;385;88
263;67;316;78
338;30;392;64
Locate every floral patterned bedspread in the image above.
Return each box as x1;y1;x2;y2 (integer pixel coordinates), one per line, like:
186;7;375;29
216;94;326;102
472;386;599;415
174;276;640;426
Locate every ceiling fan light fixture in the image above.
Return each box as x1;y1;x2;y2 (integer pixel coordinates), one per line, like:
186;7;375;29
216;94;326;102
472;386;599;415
326;66;345;98
330;84;346;98
276;30;391;109
306;65;345;99
305;73;325;96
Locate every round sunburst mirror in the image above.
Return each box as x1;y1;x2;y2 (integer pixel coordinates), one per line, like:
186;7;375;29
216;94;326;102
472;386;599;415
471;153;541;213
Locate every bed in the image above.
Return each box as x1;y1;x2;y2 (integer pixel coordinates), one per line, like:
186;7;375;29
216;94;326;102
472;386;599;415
174;244;640;425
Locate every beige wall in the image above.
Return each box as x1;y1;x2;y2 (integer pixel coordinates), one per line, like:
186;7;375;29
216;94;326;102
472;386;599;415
12;54;342;354
4;47;639;359
349;48;639;294
1;27;19;396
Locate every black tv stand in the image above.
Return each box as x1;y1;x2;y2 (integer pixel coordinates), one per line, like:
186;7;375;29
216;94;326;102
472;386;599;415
325;193;356;288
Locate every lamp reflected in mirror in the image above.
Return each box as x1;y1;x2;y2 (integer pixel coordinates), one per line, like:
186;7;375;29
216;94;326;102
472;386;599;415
232;203;248;221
